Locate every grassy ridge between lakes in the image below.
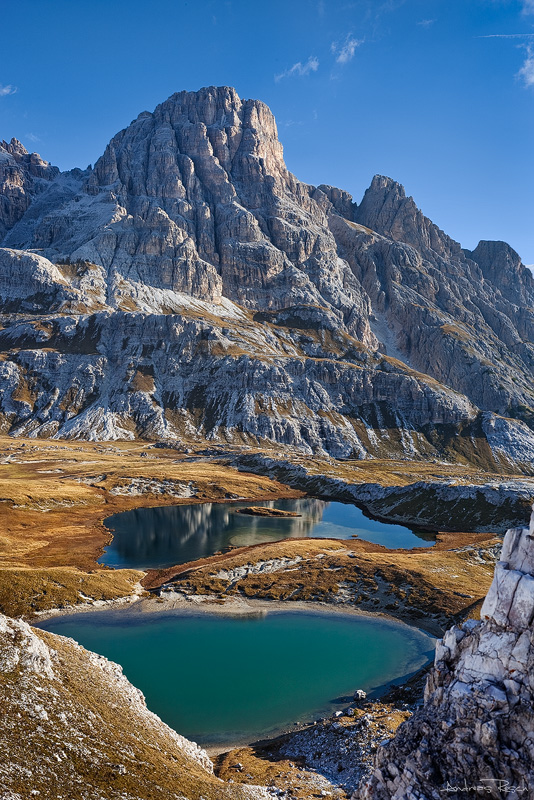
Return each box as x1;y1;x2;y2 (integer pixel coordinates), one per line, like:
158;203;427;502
0;434;522;625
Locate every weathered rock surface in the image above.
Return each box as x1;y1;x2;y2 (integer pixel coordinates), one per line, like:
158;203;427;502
355;508;534;799
1;86;534;467
231;453;534;531
0;138;58;239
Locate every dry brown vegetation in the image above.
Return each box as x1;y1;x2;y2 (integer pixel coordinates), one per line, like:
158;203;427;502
0;436;301;616
216;745;346;799
0;567;143;618
0;434;510;624
148;531;499;636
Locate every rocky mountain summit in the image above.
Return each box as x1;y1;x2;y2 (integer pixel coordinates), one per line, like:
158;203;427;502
356;506;534;799
1;86;533;468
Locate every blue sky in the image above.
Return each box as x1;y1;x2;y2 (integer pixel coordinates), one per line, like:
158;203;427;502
1;0;533;263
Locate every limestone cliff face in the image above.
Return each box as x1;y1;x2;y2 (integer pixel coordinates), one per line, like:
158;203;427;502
335;179;534;419
356;509;534;799
0;303;480;458
4;87;372;343
0;138;58;239
1;86;534;465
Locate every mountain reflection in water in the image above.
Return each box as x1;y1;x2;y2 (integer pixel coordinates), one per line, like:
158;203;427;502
100;498;435;570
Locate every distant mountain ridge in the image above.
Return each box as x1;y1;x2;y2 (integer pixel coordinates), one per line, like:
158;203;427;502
0;86;533;470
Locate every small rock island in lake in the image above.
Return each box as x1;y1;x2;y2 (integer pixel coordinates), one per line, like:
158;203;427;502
236;506;302;518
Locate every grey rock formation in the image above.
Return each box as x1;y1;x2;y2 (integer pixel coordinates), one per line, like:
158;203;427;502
0;138;58;239
336;180;534;419
0;305;482;457
355;508;534;799
467;239;534;308
1;86;533;466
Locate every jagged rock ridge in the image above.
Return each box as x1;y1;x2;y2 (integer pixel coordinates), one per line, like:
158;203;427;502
356;508;534;799
0;138;59;239
0;87;533;467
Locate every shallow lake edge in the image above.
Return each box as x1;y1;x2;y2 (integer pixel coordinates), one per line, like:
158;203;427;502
31;592;442;638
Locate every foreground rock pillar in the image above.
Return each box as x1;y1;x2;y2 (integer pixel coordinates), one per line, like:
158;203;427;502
355;507;534;800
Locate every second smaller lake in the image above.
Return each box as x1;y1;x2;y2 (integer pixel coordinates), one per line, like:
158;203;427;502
100;498;435;570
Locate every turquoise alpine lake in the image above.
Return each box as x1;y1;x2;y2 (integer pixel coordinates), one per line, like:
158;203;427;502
38;609;435;746
100;498;435;570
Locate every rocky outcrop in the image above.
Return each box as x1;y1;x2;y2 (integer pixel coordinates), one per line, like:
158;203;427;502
333;188;534;420
0;247;101;313
467;240;534;308
1;86;534;465
355;175;463;261
0;305;513;460
0;138;58;239
355;508;534;800
0;613;276;799
4;87;373;341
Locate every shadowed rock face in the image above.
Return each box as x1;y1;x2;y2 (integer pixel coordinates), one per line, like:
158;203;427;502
1;86;533;464
355;508;534;800
0;138;59;239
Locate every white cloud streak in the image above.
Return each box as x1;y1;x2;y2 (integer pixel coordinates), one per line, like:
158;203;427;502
0;84;17;97
518;45;534;86
477;32;534;38
331;35;363;64
275;56;319;81
522;0;534;14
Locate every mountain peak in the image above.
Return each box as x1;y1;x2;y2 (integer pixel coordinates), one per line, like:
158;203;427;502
368;174;406;197
1;137;29;157
356;173;462;259
467;239;534;305
1;88;534;459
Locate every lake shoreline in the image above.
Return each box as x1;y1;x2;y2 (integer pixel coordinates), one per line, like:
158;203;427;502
31;588;445;637
35;595;436;754
99;496;438;572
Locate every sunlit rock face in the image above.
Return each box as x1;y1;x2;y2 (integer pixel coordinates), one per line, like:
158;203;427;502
3;87;373;340
355;508;534;800
1;86;534;464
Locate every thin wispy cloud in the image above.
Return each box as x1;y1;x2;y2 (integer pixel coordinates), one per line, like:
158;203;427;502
477;32;534;38
279;119;305;128
478;27;534;88
0;84;17;97
331;35;363;64
417;18;436;27
275;56;319;82
522;0;534;14
25;132;41;143
518;45;534;86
